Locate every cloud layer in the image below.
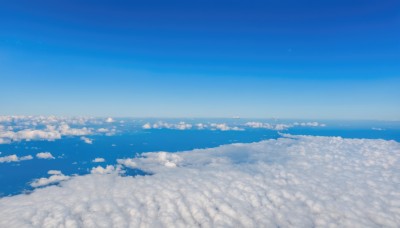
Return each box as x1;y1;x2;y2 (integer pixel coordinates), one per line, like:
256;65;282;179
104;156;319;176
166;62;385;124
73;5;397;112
1;136;399;227
0;116;116;144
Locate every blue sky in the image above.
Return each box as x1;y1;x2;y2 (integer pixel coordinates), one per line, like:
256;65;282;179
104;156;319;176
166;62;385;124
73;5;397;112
0;0;399;119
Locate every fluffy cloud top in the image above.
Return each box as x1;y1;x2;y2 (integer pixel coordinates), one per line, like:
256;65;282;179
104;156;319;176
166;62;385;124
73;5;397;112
1;136;399;227
0;116;117;144
105;117;114;123
245;122;291;130
142;121;244;131
90;165;116;174
142;121;193;130
36;152;55;159
81;136;93;144
0;154;33;163
293;121;326;127
30;171;70;188
92;158;105;163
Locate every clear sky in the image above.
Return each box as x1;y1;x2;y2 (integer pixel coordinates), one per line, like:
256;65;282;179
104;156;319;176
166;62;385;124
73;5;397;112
0;0;399;119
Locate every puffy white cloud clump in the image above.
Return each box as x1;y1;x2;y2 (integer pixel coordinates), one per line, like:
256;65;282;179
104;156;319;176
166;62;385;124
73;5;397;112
293;121;326;127
244;122;292;130
0;154;33;163
92;158;105;163
30;171;70;188
142;121;244;131
0;116;118;144
142;121;193;130
90;165;116;174
36;152;55;159
0;136;399;227
105;117;114;123
80;136;93;144
245;121;326;130
142;120;326;131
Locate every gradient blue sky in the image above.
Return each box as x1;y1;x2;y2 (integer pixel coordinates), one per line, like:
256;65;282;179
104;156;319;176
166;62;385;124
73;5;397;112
0;0;399;119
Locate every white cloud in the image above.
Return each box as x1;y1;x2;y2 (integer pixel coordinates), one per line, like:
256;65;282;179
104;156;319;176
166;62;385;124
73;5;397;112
0;154;33;163
30;172;70;188
90;165;116;174
210;123;244;131
293;122;326;127
245;121;326;130
36;152;55;159
142;123;152;129
92;158;105;163
1;136;399;227
47;170;62;175
142;121;192;130
105;117;114;123
245;122;291;130
81;136;93;144
142;121;245;131
0;116;117;144
97;128;109;133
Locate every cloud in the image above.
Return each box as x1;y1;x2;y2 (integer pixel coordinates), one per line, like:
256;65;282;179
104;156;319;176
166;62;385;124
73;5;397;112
92;158;105;163
209;123;244;131
245;122;291;130
0;154;33;163
36;152;55;159
90;165;116;174
0;136;399;227
142;123;152;129
245;121;326;130
142;121;193;130
47;170;62;175
105;117;114;123
143;121;244;131
293;122;326;127
81;136;93;144
30;171;70;188
0;116;117;144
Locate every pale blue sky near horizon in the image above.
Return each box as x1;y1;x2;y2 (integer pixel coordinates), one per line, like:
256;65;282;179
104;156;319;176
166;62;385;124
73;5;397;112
0;0;399;120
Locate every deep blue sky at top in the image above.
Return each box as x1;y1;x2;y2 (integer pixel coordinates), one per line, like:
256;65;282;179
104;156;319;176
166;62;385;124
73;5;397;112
0;0;399;119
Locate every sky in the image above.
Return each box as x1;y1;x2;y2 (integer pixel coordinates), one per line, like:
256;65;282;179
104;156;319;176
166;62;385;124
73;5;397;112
0;0;399;119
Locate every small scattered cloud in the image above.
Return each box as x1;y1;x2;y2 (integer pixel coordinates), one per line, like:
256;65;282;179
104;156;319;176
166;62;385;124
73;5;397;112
36;152;55;159
0;154;33;163
80;136;93;144
90;165;116;174
92;158;105;163
105;117;114;123
30;171;70;188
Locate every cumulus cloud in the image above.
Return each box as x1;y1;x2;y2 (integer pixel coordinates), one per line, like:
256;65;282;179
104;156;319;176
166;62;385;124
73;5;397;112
92;158;105;163
90;165;116;174
81;136;93;144
245;122;291;130
0;136;399;227
47;170;62;175
143;121;244;131
0;116;118;144
293;121;326;127
142;121;193;130
36;152;55;159
209;123;244;131
0;154;33;163
30;171;70;188
105;117;114;123
245;121;326;130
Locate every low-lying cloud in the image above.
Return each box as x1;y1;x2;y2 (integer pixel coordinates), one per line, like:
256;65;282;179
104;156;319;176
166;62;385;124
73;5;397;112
0;135;399;227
